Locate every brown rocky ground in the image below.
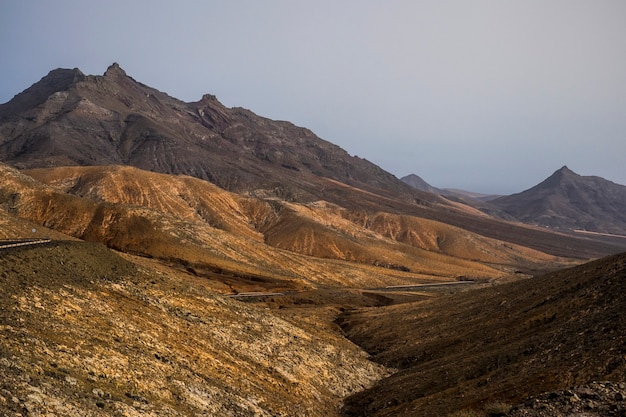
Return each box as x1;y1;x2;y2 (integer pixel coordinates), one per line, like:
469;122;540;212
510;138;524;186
1;211;625;416
4;240;623;417
8;163;578;291
506;381;626;417
338;252;626;416
0;240;388;416
1;162;624;417
3;64;626;417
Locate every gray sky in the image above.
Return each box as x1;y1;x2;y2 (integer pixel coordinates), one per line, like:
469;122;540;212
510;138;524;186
1;1;625;194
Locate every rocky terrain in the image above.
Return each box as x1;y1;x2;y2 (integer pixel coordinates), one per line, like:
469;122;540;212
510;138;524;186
2;64;624;260
0;63;420;204
1;162;564;292
1;219;624;416
338;251;626;416
0;239;389;416
489;166;626;235
506;381;626;417
1;64;625;416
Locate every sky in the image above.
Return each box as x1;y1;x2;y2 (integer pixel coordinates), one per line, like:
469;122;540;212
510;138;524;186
1;1;625;194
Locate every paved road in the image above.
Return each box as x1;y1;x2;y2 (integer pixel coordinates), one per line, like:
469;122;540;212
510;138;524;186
227;280;480;299
380;281;478;290
0;238;52;250
227;292;286;298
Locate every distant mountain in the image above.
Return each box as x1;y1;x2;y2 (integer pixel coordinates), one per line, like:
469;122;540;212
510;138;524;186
400;174;441;194
440;188;501;202
490;166;626;235
401;174;501;201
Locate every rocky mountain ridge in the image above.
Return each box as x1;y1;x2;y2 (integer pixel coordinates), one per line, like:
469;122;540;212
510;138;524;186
404;166;626;236
0;63;425;205
490;166;626;235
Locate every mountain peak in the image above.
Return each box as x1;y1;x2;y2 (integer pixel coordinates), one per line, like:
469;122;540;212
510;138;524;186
104;62;127;78
492;165;626;234
401;174;439;194
28;67;85;92
548;165;579;184
201;93;219;102
1;63;426;208
48;67;85;80
556;165;574;175
0;67;85;116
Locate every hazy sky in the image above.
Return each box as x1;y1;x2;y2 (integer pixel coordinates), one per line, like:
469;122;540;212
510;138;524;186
1;1;625;194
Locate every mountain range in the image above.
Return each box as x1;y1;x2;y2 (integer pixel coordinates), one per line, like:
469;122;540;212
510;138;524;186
402;167;626;236
0;64;625;416
2;64;624;256
0;63;417;205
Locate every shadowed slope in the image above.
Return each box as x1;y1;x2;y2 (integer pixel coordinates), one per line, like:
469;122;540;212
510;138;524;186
339;252;626;416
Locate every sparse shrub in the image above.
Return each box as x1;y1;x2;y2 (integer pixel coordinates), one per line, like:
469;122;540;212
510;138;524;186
484;401;512;416
448;402;512;417
447;409;483;417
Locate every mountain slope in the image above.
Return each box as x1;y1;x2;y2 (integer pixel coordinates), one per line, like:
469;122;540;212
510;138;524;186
0;64;431;206
0;240;388;416
338;251;626;416
17;164;570;286
3;164;436;290
490;166;626;235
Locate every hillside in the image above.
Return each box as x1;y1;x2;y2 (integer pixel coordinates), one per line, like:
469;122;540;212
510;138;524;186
2;219;623;416
0;240;388;416
338;251;626;416
490;166;626;235
2;163;574;291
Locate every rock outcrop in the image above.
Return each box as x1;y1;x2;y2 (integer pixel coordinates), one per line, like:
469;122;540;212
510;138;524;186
508;381;626;416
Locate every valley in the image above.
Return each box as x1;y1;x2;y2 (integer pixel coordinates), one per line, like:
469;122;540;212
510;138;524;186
0;64;624;416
